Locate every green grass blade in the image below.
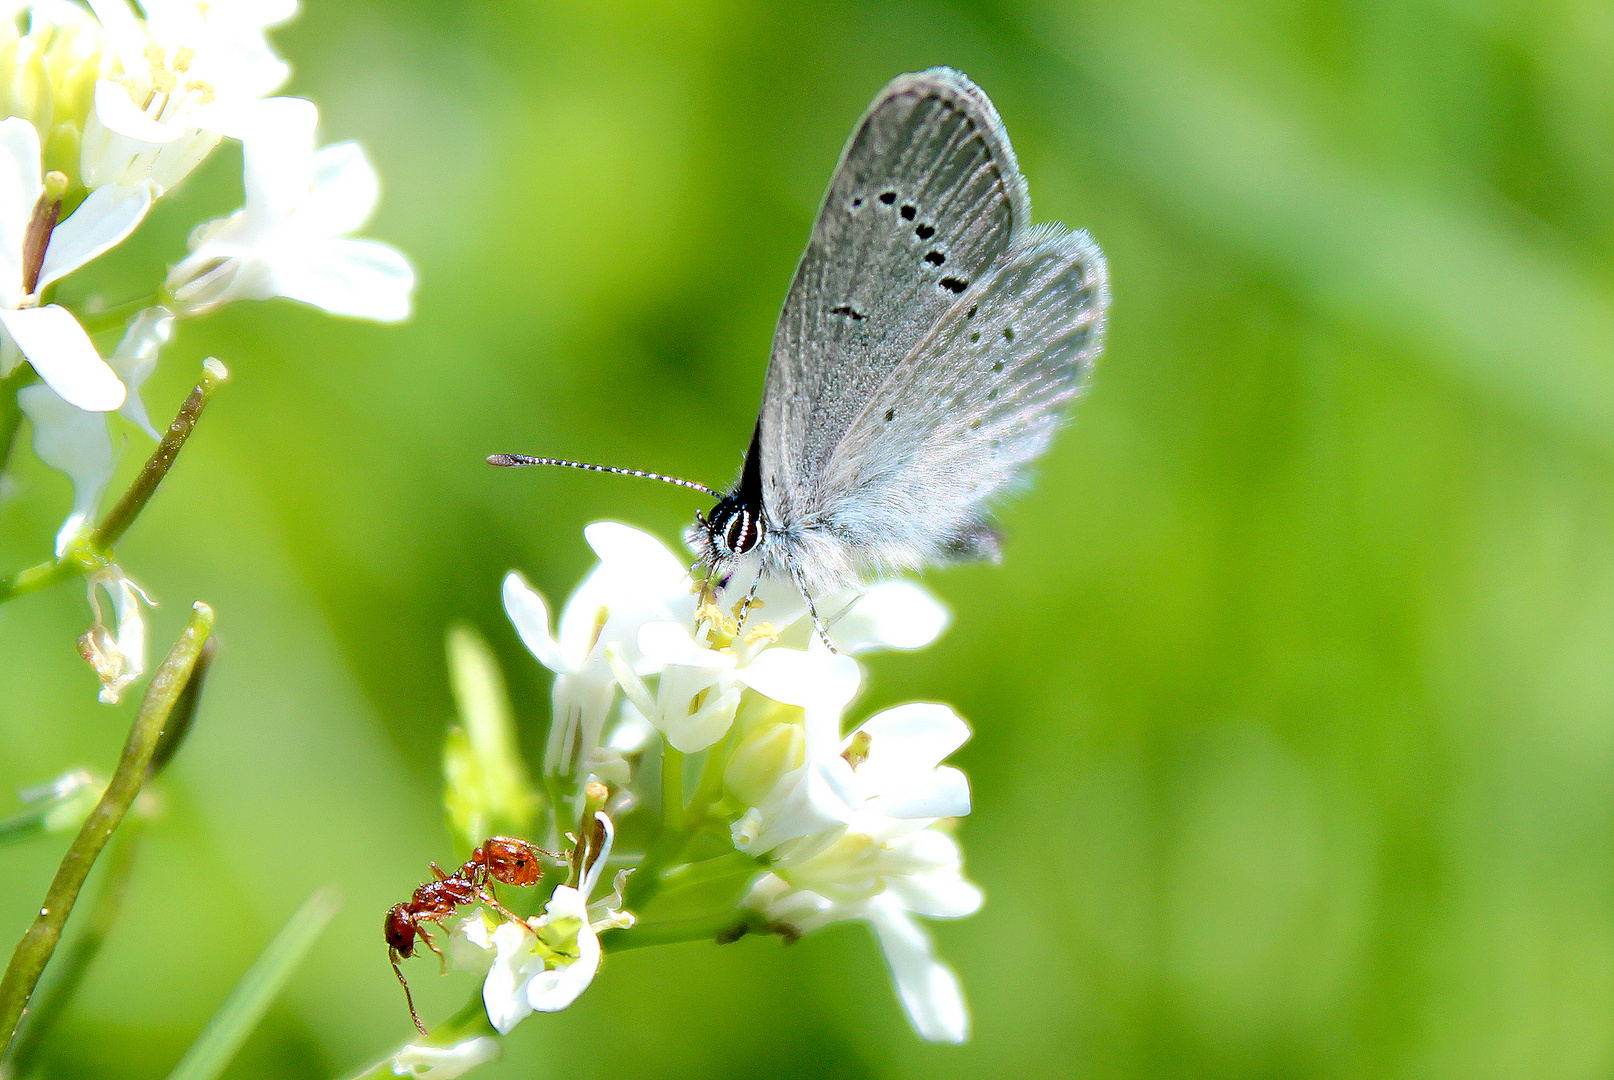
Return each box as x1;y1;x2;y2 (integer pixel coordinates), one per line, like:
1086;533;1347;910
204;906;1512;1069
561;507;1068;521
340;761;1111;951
165;885;342;1080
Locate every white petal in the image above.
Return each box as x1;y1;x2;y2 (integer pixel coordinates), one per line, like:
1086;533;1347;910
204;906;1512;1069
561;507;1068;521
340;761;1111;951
446;913;496;976
0;117;41;302
90;78;185;144
38;183;153;289
603;645;660;730
227;95;318;214
525;887;602;1012
853;702;970;769
584;521;689;588
502;571;565;672
17;384;112;553
481;921;540;1035
1;305;123;411
835;581;950;653
740;649;860;710
886;863;985;920
658;679;740;753
740;759;856;855
865;902;970;1043
867;764;971;820
296;141;380;237
636;620;707;668
555;523;691;668
390;1036;500;1079
263;237;415;322
108;306;174;439
84;2;145;77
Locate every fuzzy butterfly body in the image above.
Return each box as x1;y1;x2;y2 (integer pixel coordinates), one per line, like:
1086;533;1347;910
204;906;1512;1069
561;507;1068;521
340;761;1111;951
688;67;1110;600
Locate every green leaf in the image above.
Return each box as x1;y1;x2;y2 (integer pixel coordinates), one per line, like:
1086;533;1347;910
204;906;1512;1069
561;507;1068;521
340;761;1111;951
165;885;341;1080
443;622;540;852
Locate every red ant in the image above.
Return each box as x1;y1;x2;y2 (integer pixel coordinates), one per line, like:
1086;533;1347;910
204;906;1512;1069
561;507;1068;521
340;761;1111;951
385;836;554;1036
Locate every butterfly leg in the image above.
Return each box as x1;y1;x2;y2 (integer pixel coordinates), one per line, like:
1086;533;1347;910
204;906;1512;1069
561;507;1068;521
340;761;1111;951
820;589;865;631
734;570;764;631
787;561;837;653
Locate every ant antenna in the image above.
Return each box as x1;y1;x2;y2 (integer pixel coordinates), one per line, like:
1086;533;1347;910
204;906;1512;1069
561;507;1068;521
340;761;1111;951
487;454;720;498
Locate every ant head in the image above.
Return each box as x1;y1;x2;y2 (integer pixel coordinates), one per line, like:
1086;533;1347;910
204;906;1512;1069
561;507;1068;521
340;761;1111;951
384;903;416;957
478;836;542;887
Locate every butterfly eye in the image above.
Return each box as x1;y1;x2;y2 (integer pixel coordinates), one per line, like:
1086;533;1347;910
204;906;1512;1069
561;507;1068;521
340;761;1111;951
725;508;759;554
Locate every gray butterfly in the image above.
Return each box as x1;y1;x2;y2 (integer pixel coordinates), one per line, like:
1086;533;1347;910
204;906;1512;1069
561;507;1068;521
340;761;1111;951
493;67;1109;642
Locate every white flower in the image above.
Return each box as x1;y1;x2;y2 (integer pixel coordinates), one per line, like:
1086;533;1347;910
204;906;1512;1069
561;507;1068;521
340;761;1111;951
75;563;153;703
460;811;633;1034
744;829;981;1043
738;699;981;1043
18;307;173;552
735;700;970;858
389;1036;500;1079
0;116;150;410
164;96;415;322
504;523;694;786
609;620;861;754
79;0;298;192
601;570;943;758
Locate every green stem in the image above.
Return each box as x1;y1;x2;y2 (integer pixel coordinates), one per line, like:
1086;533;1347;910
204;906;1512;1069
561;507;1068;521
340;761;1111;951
0;602;214;1053
0;365;33;480
652;851;759;897
602;909;769;953
0;552;94;605
338;987;495;1080
94;358;226;550
661;745;684;832
74;294;162;336
0;358;227;605
0;819;145;1076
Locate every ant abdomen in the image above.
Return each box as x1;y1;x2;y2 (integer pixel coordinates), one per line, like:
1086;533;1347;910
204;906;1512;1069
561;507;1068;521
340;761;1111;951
475;836;543;887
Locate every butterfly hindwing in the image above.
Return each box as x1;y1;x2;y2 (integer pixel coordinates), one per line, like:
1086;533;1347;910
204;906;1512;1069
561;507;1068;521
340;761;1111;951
810;225;1110;575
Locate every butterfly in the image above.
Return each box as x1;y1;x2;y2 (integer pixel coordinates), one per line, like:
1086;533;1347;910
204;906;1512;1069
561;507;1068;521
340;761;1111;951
493;68;1109;646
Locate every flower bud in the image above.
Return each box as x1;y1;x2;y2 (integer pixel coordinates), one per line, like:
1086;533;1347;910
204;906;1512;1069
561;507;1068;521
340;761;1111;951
442;623;540;853
724;720;804;808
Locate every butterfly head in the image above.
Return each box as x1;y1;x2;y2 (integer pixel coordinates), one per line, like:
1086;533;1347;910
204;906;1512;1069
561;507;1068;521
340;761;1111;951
701;495;765;560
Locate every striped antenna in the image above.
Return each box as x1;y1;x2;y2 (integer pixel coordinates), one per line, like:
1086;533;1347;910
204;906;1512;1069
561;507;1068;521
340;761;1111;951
487;454;720;498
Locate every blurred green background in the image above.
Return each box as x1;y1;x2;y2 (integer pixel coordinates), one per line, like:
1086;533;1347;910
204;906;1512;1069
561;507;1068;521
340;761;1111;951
5;0;1614;1076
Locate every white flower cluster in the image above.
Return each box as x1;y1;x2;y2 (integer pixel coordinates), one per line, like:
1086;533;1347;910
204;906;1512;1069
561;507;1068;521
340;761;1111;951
0;0;413;551
486;523;983;1043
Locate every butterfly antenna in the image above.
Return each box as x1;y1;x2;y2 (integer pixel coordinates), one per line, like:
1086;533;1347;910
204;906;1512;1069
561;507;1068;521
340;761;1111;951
487;454;720;498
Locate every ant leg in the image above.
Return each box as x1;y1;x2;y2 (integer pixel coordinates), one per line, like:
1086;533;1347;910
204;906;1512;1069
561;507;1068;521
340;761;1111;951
478;886;526;925
417;925;448;974
787;562;836;653
391;956;429;1038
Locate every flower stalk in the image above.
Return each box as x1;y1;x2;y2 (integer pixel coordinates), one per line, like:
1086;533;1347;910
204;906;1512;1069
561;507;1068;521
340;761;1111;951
92;356;226;549
0;817;145;1077
0;356;226;604
0;600;214;1054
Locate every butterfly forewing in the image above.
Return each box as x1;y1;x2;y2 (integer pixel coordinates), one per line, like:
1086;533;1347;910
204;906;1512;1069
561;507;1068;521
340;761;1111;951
812;225;1110;574
760;68;1031;526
